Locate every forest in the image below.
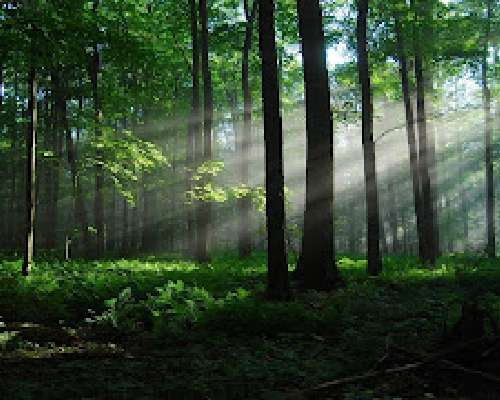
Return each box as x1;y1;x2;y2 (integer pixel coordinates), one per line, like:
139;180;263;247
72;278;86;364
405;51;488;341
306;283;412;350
1;0;500;398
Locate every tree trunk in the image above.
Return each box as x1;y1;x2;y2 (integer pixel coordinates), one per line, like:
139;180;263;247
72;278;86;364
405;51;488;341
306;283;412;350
121;197;129;255
415;54;437;264
483;0;494;258
90;0;104;258
388;179;399;253
357;0;381;275
258;0;289;301
395;19;426;261
8;72;18;252
0;66;4;249
197;0;213;262
186;0;199;258
297;0;338;289
239;0;258;259
23;66;37;276
74;90;90;256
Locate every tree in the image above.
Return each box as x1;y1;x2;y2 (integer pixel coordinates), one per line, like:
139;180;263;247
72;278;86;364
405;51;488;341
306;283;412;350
414;27;437;264
259;0;289;301
197;0;213;262
483;0;494;258
297;0;339;289
395;15;426;263
23;65;37;276
187;0;200;258
238;0;258;259
357;0;382;275
90;0;105;258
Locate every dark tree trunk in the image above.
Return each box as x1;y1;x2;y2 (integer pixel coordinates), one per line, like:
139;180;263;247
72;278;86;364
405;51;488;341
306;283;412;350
131;186;139;253
90;0;104;258
0;66;4;249
258;0;289;301
415;54;437;264
48;70;67;251
108;183;116;252
239;0;258;259
74;91;90;256
8;72;18;251
186;0;199;258
483;0;494;258
395;19;426;261
141;175;156;252
197;0;213;262
121;197;129;255
357;0;381;276
23;66;37;276
388;179;399;253
297;0;338;289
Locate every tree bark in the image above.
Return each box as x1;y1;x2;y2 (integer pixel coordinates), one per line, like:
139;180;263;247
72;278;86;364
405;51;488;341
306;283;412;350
23;66;37;276
7;72;18;252
186;0;199;258
259;0;289;300
395;18;427;261
297;0;338;289
387;179;399;253
90;0;105;258
197;0;213;262
357;0;381;275
75;90;90;256
483;0;494;258
239;0;258;259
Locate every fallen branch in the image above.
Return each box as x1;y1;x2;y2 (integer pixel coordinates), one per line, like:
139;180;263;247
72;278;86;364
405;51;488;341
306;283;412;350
391;344;500;385
305;336;494;395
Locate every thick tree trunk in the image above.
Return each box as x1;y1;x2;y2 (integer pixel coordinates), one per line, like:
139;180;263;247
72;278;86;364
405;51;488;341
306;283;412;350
357;0;381;275
197;0;213;262
259;0;289;301
239;0;258;259
23;66;37;276
297;0;338;289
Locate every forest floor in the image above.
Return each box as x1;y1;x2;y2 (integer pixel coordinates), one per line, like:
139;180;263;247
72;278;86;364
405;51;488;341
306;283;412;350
0;253;500;399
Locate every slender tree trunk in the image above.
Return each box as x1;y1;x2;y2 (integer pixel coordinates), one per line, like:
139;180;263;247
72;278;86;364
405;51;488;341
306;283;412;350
8;72;18;252
388;179;399;253
239;0;258;258
74;91;90;256
108;183;116;252
357;0;381;275
188;0;201;259
197;0;213;262
90;0;104;258
0;66;4;249
395;19;427;261
259;0;289;300
23;66;37;276
121;197;129;255
483;0;494;257
48;70;67;251
297;0;338;289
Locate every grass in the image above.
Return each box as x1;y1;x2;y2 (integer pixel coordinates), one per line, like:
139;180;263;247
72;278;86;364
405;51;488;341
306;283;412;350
0;253;499;399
